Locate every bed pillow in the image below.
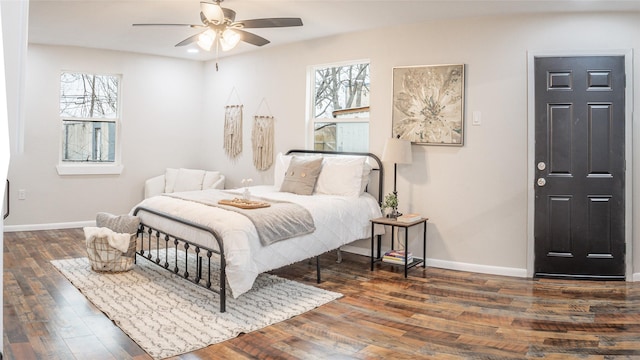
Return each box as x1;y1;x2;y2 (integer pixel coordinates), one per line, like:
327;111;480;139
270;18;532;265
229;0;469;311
279;156;323;195
202;171;221;189
164;168;179;193
361;160;373;193
314;156;367;197
273;153;293;189
173;168;206;192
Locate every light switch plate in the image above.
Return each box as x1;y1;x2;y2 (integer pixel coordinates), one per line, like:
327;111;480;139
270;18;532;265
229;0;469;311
472;111;482;126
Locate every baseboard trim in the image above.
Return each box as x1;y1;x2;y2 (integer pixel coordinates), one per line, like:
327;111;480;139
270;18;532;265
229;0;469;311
427;258;528;278
340;245;528;278
340;244;371;257
3;220;94;232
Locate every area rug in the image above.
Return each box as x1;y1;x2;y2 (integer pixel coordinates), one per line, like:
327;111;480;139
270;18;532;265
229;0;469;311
51;251;342;359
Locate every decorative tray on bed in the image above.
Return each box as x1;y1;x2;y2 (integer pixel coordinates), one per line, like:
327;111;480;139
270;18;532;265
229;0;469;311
218;198;271;209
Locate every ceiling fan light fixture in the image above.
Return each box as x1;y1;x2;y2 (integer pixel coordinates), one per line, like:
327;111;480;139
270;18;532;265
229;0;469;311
220;29;241;51
202;2;225;24
197;29;216;51
134;1;304;59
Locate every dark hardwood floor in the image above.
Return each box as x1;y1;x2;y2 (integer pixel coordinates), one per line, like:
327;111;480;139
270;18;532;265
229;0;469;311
4;228;640;359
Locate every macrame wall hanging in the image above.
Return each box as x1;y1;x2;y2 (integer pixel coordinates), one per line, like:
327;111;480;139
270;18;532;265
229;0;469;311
251;98;275;171
223;88;243;159
224;105;243;158
252;115;274;170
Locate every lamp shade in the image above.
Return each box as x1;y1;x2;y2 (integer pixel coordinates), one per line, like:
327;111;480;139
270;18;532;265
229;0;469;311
382;137;412;164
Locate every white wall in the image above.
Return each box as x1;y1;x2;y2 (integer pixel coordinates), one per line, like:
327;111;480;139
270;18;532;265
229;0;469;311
2;0;29;352
6;11;640;278
201;12;640;276
5;45;206;226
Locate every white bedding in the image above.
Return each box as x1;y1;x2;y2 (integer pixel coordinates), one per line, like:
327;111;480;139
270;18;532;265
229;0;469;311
132;185;382;298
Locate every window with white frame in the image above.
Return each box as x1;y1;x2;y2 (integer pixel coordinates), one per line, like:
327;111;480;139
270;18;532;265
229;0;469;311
311;61;370;152
59;72;120;165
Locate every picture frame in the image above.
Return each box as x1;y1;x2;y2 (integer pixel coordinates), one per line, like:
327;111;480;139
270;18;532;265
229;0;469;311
392;64;465;146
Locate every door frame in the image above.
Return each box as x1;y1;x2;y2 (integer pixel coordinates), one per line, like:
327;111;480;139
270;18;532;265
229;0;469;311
526;49;634;280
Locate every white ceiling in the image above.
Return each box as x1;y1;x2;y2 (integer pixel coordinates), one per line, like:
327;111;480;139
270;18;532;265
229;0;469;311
28;0;640;62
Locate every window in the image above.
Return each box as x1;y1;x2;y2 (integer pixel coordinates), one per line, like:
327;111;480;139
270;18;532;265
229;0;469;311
57;72;122;175
310;61;370;152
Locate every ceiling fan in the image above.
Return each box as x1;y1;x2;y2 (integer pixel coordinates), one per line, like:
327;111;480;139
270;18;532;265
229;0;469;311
133;0;303;53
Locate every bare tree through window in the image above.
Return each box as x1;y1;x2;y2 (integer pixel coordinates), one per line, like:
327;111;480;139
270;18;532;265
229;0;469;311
312;62;370;152
314;63;369;118
60;72;119;162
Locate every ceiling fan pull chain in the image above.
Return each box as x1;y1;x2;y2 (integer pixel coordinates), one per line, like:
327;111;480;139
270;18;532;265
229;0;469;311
215;39;220;71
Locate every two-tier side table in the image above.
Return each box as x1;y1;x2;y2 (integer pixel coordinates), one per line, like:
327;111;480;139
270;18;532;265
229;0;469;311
370;216;428;277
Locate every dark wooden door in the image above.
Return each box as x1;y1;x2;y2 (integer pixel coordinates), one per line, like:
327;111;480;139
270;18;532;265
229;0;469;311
534;56;625;279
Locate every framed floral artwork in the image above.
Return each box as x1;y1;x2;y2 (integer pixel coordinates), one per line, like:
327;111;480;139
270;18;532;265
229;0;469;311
392;64;465;146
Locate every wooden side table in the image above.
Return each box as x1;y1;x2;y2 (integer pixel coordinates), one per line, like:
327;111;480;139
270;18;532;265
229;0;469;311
370;216;428;277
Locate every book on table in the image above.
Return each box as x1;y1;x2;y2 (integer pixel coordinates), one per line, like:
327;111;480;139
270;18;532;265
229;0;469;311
383;250;413;264
396;213;423;223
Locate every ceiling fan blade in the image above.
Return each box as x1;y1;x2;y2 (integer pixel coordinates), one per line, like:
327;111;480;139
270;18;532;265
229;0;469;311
235;29;270;47
240;18;303;29
133;23;197;27
175;31;206;47
222;8;236;22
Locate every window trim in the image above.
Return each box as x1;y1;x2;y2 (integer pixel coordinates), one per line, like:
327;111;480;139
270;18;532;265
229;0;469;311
57;71;123;176
56;163;124;176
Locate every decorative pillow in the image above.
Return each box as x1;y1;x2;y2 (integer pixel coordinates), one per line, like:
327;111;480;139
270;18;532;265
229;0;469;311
314;156;368;197
279;156;324;195
173;168;206;192
96;212;140;234
273;153;292;189
164;168;179;193
202;171;221;189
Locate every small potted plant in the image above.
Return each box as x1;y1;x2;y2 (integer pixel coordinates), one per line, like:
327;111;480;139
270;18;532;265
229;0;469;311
381;192;399;218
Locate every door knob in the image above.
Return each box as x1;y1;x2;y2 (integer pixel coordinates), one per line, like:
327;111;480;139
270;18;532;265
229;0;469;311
537;162;546;171
537;178;546;187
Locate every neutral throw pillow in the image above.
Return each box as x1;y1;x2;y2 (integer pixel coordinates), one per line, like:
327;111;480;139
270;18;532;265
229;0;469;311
279;156;323;195
202;171;221;189
273;153;292;188
173;168;206;192
164;168;179;193
96;212;140;234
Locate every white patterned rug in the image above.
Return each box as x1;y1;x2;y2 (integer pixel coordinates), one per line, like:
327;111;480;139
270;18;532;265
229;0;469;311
51;251;342;359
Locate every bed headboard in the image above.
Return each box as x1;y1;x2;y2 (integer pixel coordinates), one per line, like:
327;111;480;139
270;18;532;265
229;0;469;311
285;149;384;203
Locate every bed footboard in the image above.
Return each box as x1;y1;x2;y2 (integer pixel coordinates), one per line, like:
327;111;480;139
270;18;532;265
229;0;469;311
133;206;227;312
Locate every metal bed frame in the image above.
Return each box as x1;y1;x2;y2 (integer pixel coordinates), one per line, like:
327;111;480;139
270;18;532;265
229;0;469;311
132;149;383;313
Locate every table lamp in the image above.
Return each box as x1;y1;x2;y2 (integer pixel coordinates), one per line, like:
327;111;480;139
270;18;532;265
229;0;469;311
382;135;413;218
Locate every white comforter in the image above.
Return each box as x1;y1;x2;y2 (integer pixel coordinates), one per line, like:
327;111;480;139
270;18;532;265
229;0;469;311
132;185;382;298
